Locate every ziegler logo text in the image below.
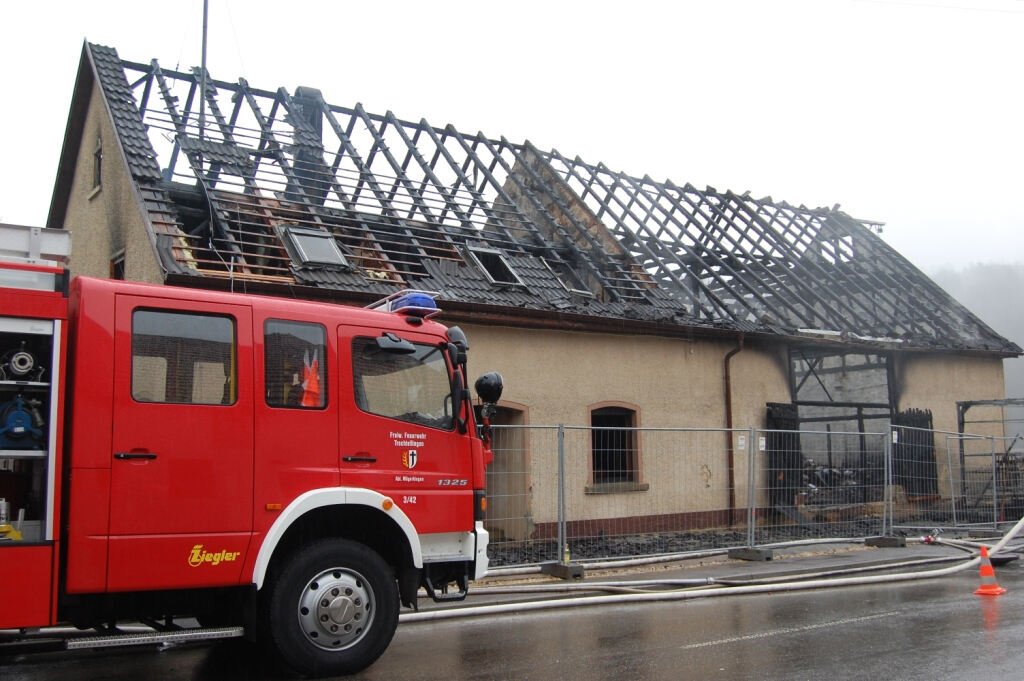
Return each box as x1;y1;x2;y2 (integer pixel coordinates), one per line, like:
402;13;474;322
189;544;241;567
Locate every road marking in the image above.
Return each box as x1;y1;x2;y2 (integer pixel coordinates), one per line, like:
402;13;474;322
679;611;901;650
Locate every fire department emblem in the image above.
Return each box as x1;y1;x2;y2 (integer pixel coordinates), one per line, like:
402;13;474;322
402;449;418;469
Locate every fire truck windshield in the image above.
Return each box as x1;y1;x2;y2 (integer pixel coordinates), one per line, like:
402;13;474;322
352;337;454;430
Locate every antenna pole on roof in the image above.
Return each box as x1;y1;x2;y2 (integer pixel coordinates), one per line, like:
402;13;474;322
199;0;208;146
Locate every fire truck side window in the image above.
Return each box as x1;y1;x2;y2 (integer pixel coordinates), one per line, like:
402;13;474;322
131;310;236;405
351;337;454;430
264;320;327;409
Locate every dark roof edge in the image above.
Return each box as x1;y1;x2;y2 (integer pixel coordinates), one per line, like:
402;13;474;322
46;41;93;230
443;304;1021;358
162;273;1020;358
164;271;746;342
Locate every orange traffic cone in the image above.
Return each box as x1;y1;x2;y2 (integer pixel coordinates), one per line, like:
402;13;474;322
974;546;1007;596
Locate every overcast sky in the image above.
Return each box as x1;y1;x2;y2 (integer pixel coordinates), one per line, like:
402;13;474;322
2;0;1021;272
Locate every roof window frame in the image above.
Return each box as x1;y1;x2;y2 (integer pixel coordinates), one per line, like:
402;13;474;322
542;258;594;297
280;225;349;268
465;245;525;286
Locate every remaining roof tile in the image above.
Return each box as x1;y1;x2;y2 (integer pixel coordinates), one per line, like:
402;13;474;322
89;44;163;181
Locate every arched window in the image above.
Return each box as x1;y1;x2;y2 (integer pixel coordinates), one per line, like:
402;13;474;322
590;404;638;485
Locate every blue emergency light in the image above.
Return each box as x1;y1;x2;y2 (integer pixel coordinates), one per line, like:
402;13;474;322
390;292;438;315
367;290;441;318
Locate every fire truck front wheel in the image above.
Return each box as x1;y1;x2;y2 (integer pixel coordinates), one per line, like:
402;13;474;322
264;538;400;677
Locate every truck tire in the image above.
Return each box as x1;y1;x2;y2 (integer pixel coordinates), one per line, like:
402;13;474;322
264;538;399;677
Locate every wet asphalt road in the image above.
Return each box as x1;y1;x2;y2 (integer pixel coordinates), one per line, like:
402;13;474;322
5;548;1024;680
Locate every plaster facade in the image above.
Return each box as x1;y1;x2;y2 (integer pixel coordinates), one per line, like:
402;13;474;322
58;80;162;284
460;323;792;526
894;352;1008;499
896;353;1006;437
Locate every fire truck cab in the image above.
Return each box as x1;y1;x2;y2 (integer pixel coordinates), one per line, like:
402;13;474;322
0;224;501;677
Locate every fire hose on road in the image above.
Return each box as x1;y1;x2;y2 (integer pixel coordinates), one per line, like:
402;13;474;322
400;515;1024;623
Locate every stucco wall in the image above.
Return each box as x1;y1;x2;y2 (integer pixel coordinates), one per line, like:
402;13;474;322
466;324;1010;528
58;80;162;284
894;352;1008;498
462;325;788;428
895;353;1006;437
460;323;790;524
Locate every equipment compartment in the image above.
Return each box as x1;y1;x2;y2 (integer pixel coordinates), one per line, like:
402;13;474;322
0;322;56;543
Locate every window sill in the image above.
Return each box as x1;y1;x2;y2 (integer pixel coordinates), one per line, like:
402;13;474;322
87;185;102;201
584;481;649;495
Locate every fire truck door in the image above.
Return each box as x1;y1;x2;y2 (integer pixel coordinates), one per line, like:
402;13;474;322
107;296;254;591
340;329;474;534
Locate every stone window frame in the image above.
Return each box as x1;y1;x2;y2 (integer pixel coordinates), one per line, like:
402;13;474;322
585;400;649;494
92;136;103;190
109;250;125;280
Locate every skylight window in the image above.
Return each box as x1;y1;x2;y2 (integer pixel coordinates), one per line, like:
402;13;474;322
543;258;594;297
467;246;524;286
281;226;348;267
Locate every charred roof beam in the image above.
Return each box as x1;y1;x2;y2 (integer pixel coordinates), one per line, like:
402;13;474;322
150;60;190;181
494;140;645;302
131;70;155;124
188;69;294;276
750;204;904;334
324;108;363;211
566;154;620;223
819;211;967;340
318;101;405;221
810;214;916;334
440;129;548;252
150;61;253;273
460;133;537;251
350;104;445;262
188;67;259;188
666;183;862;329
547;153;774;317
381;112;480;234
415;123;515;236
707;191;875;330
661;183;824;327
617;172;798;323
546;154;722;318
237;78;322;211
389;121;433;220
313;99;433;277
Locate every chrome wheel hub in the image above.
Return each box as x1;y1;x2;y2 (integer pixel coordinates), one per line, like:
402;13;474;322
297;567;375;650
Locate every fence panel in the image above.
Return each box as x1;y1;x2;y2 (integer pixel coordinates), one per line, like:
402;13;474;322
887;429;1024;533
752;428;888;544
485;424;1024;569
484;425;560;567
994;435;1024;527
888;425;955;531
956;435;1000;530
558;427;749;562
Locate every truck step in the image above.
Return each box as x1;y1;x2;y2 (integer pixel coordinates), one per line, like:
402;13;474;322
65;626;244;650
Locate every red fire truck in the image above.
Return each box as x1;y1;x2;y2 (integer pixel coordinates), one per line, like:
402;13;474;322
0;224;501;676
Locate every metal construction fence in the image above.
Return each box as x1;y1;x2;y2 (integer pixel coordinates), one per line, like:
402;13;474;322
483;424;1024;568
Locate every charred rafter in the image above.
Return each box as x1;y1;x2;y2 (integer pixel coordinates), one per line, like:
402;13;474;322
85;43;1019;355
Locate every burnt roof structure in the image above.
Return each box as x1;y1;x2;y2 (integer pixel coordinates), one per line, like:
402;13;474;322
49;42;1020;356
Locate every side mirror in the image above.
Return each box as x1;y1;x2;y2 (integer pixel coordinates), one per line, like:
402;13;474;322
447;326;469;365
474;372;503;405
